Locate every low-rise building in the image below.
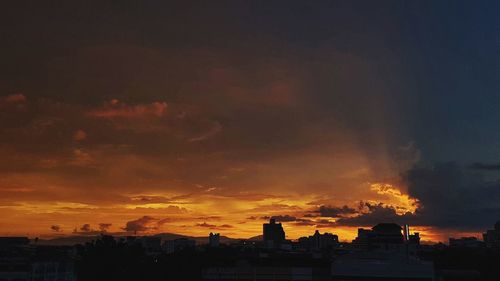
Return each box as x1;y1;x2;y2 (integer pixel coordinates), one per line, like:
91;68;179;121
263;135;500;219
138;236;162;255
449;237;483;248
483;221;500;248
352;223;420;256
0;237;31;281
298;230;339;251
203;266;331;281
163;238;196;254
332;253;434;281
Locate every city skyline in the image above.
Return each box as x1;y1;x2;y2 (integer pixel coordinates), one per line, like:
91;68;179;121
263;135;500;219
1;1;500;243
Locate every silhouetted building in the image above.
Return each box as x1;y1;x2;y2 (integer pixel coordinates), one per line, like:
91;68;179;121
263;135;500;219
202;251;331;281
332;254;434;281
449;237;483;248
298;230;339;251
138;236;162;255
352;228;372;248
204;266;331;281
163;238;196;254
31;261;76;281
353;223;403;248
0;238;76;281
263;219;285;247
408;232;421;245
209;233;220;248
371;223;405;244
335;224;431;280
438;270;480;281
352;223;420;255
31;246;77;281
483;221;500;248
0;257;30;281
0;237;29;248
0;237;31;281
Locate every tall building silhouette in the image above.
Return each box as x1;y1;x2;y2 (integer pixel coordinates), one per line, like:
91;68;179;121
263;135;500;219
209;232;220;247
483;221;500;248
263;218;285;244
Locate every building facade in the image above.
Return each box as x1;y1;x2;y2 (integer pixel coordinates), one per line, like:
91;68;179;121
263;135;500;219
263;219;285;247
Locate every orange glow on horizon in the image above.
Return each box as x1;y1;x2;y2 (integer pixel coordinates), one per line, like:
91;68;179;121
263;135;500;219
0;177;485;243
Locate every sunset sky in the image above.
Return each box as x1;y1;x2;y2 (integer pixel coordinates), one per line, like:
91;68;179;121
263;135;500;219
1;1;499;243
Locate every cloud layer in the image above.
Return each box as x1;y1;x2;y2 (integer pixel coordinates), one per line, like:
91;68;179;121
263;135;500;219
1;2;499;241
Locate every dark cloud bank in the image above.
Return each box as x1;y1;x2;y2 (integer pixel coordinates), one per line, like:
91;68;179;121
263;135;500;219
333;162;500;231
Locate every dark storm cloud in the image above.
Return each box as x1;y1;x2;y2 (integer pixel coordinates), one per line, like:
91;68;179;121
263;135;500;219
335;202;416;227
72;223;105;235
130;195;191;205
195;223;233;229
98;223;112;232
0;0;461;202
404;162;500;230
196;222;216;228
290;218;336;228
269;215;297;222
194;216;222;220
80;224;91;232
469;163;500;171
316;205;357;218
303;214;319;218
123;216;157;232
2;2;499;159
1;1;500;236
292;219;315;226
258;214;337;227
50;225;61;232
315;219;338;228
337;163;500;230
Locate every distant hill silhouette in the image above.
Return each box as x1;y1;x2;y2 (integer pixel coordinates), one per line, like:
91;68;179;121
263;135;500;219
34;233;240;246
35;235;98;246
152;233;238;245
248;235;263;241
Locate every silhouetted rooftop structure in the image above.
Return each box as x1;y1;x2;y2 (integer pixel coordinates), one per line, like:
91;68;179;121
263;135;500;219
449;237;483;248
209;233;220;248
353;223;404;246
263;219;285;247
0;239;76;281
298;230;339;251
202;251;331;281
163;238;196;254
332;254;434;281
483;220;500;248
0;237;30;248
352;223;420;256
